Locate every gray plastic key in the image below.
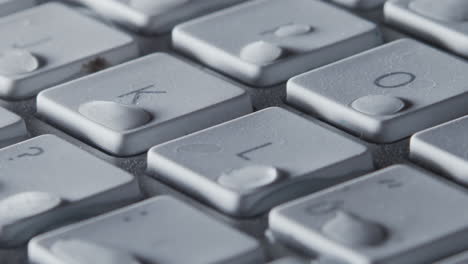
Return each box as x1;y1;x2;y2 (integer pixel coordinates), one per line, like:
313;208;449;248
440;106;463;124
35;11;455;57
411;115;468;186
0;106;27;147
0;134;140;247
173;0;382;87
37;53;252;156
327;0;386;10
385;0;468;58
148;107;373;217
74;0;247;35
29;196;264;264
287;39;468;143
0;3;138;99
0;0;35;17
270;165;468;264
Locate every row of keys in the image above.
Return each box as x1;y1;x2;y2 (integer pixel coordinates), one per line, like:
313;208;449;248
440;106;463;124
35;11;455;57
0;3;138;99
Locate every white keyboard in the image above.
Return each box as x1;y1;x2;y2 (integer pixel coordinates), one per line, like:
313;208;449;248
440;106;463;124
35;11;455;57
3;1;468;264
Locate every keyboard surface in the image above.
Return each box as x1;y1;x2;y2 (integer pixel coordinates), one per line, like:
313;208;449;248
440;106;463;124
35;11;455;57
2;1;468;264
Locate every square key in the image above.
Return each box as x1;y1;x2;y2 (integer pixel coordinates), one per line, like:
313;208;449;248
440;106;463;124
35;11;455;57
411;115;468;186
29;196;264;264
287;39;468;143
0;135;140;247
0;0;35;17
0;106;27;147
270;165;468;264
173;0;382;87
75;0;247;34
0;3;138;99
385;0;468;58
37;53;252;156
148;107;373;217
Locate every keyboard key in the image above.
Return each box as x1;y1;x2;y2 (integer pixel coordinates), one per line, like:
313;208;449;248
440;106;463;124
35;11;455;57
411;115;468;185
148;107;373;217
0;0;35;17
0;134;140;246
269;165;468;264
0;106;27;147
29;196;264;264
327;0;387;10
385;0;468;58
75;0;247;34
0;3;138;99
37;53;252;156
173;0;382;87
287;39;468;143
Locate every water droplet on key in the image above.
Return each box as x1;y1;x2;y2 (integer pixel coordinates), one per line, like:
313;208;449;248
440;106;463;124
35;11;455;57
351;95;405;116
275;24;312;37
321;211;387;247
130;0;190;14
240;41;283;65
79;101;153;131
218;165;283;192
51;239;140;264
0;192;62;229
409;0;468;22
0;49;39;75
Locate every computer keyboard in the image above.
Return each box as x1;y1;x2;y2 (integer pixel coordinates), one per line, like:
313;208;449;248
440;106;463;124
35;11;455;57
2;0;468;264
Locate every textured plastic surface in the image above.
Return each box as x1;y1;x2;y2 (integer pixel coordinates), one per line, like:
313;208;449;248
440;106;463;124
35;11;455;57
37;53;252;156
0;135;140;247
385;0;468;57
270;165;468;264
74;0;246;34
288;39;468;143
29;196;264;264
173;0;382;86
0;3;138;99
411;115;468;185
148;107;373;217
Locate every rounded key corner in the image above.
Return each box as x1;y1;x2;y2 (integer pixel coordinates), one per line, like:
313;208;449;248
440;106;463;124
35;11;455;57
0;78;24;100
